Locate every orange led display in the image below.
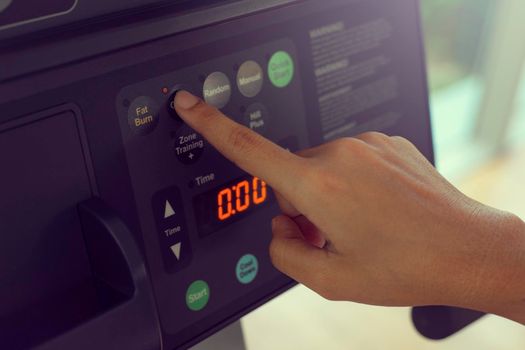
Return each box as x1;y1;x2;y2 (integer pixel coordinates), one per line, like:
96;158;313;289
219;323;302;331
217;176;267;221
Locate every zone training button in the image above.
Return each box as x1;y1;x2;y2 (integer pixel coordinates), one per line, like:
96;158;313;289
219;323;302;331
174;125;205;164
128;96;159;135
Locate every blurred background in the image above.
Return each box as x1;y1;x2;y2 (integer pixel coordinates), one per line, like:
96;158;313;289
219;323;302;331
242;0;525;349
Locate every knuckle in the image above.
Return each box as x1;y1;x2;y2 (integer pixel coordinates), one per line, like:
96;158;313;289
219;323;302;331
188;101;224;135
322;171;346;193
226;125;260;153
335;137;368;153
304;165;322;183
333;137;358;152
390;135;408;143
359;131;389;144
303;163;348;198
194;101;222;122
322;137;363;161
337;138;373;160
391;135;415;149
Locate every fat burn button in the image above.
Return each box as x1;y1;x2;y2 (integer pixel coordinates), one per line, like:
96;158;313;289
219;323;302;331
128;96;160;135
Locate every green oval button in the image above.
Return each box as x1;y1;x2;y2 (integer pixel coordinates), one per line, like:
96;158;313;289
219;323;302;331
268;50;294;88
236;254;259;284
186;280;210;311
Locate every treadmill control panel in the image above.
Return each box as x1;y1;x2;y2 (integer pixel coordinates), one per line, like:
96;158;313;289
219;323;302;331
1;0;433;349
116;38;308;334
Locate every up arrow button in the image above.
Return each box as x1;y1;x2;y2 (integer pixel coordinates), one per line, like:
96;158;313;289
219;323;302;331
170;242;182;260
164;200;176;218
152;186;193;273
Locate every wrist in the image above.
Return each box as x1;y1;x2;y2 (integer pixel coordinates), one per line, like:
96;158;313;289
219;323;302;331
465;209;525;323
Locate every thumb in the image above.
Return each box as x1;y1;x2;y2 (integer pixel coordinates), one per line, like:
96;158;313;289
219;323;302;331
270;215;333;289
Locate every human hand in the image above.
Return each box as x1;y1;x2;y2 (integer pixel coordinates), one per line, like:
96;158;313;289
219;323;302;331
174;91;525;323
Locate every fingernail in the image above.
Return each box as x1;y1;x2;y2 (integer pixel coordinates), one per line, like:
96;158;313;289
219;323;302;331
174;90;199;109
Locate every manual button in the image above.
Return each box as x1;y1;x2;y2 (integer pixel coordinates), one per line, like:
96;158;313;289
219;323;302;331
174;125;205;164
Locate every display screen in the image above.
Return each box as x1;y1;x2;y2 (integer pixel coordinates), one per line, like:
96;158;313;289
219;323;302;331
193;175;271;237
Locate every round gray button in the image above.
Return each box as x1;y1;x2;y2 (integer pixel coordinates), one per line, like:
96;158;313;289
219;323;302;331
244;103;269;135
0;0;12;12
128;96;159;135
174;126;205;164
237;61;264;98
203;72;231;109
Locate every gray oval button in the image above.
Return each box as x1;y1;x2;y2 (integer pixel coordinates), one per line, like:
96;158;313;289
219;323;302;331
203;72;231;109
0;0;12;12
237;60;264;98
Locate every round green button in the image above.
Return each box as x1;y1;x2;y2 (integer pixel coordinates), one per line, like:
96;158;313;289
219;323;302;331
236;254;259;284
186;280;210;311
268;50;294;88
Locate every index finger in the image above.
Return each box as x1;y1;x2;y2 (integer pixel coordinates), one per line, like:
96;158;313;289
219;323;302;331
174;90;306;196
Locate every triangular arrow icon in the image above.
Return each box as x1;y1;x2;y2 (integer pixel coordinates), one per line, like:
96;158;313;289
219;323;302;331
164;200;175;218
170;242;181;260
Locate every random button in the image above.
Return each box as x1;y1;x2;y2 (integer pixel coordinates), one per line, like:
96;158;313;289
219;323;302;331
203;71;231;108
128;96;159;135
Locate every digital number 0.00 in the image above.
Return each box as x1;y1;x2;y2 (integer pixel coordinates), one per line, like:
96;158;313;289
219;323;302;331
217;177;267;221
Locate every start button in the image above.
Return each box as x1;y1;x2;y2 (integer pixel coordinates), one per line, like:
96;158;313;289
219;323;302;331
128;96;159;135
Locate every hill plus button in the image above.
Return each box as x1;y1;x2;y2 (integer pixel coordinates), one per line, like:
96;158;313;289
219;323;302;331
244;103;269;135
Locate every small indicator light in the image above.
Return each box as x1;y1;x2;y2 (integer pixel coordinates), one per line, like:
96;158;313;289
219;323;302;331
161;87;169;94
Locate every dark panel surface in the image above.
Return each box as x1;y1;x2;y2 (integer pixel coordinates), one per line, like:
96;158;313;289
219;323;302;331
0;108;96;349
